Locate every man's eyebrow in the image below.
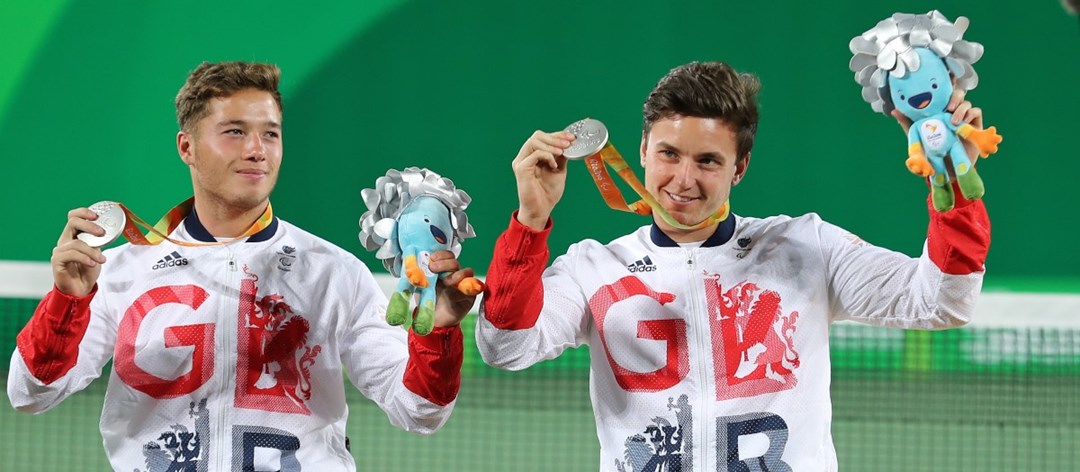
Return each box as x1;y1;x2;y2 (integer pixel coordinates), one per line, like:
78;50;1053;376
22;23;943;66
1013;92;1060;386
656;141;730;162
695;151;727;162
216;119;281;129
655;141;681;153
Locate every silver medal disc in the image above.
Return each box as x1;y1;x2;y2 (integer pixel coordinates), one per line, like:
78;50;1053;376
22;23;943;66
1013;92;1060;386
77;201;126;248
562;118;609;160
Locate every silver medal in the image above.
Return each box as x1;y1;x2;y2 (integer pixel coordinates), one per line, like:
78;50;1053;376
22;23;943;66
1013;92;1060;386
77;201;126;248
562;118;609;160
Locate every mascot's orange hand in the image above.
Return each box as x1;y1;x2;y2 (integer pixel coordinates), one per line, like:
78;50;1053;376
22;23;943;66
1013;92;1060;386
906;155;934;177
967;126;1002;158
456;277;484;296
404;256;429;288
905;142;933;177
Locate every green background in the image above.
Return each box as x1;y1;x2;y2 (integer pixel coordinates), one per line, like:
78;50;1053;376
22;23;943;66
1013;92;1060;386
2;1;1078;471
1;0;1078;281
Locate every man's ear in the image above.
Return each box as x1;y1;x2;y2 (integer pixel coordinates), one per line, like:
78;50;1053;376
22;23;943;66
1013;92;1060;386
177;131;194;165
732;152;751;186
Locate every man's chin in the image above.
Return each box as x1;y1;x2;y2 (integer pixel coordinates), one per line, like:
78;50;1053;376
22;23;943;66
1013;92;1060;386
656;212;697;229
660;205;696;222
228;195;271;212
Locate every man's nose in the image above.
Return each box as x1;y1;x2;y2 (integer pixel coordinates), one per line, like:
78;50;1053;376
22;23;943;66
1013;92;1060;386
244;134;266;160
673;160;696;187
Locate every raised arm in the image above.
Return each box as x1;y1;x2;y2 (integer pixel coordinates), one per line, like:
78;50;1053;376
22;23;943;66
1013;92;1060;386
476;129;592;370
8;207;117;413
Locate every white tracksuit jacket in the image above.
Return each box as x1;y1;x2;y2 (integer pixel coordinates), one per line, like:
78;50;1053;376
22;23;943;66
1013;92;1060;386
9;212;463;471
478;199;989;471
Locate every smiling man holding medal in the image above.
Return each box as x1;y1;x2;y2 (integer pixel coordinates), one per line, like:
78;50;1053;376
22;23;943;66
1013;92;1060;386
8;61;477;471
476;61;992;470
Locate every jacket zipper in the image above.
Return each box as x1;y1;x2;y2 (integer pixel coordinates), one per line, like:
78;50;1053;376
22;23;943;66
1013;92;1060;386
685;248;710;471
217;249;238;471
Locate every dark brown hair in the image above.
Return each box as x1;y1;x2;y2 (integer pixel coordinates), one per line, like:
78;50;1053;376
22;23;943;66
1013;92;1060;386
642;61;760;159
175;61;282;134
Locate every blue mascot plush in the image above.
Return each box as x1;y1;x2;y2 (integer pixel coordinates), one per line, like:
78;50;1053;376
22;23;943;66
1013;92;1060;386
358;168;483;335
850;11;1002;211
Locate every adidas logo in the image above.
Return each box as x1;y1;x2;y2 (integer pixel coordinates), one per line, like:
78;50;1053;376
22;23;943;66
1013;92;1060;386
152;251;190;270
627;255;657;273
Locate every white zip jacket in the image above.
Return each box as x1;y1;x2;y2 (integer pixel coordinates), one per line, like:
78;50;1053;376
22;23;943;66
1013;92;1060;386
9;210;463;471
478;198;989;471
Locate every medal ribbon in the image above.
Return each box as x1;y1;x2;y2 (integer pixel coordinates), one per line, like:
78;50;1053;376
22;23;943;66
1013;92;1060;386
582;143;729;230
118;197;274;247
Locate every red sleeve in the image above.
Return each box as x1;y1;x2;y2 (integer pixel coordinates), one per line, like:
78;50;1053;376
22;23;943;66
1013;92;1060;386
402;325;463;406
15;286;97;384
925;183;991;275
481;212;552;330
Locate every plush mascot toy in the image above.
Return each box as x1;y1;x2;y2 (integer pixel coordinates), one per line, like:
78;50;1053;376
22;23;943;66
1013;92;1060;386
850;10;1002;211
358;167;483;335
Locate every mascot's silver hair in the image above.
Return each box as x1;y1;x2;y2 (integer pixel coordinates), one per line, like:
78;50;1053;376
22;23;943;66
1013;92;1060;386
358;167;474;276
849;10;984;114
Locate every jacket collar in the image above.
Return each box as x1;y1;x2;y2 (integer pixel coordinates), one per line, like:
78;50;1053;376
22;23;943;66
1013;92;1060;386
183;205;279;243
649;213;736;248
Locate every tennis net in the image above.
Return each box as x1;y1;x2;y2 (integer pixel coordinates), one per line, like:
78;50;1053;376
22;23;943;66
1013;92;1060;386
1;261;1077;470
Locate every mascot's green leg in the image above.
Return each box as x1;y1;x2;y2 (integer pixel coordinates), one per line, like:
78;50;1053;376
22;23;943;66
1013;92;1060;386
413;303;435;336
955;165;985;201
386;291;410;328
930;174;954;212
